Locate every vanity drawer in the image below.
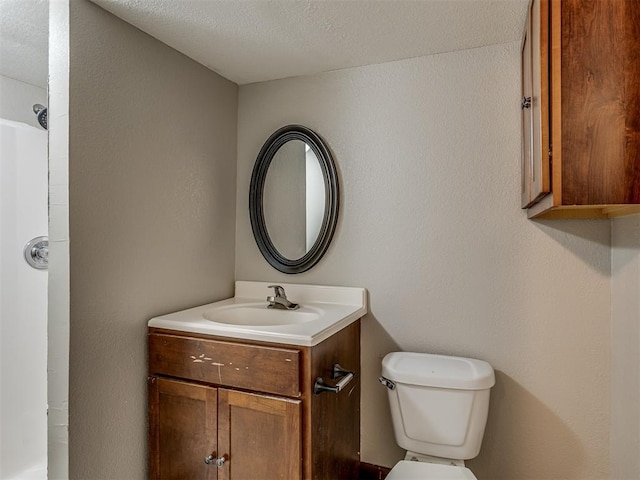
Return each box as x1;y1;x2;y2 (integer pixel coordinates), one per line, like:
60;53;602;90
148;333;301;397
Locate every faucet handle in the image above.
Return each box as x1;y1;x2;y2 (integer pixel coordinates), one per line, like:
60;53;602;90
268;285;286;298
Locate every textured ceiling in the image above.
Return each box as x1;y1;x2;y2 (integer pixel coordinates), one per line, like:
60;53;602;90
91;0;529;85
0;0;528;89
0;0;48;88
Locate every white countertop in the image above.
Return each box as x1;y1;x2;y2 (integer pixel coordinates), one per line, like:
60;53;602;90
148;281;368;346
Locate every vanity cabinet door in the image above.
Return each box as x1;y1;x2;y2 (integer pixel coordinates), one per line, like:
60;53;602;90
148;377;218;480
217;388;302;480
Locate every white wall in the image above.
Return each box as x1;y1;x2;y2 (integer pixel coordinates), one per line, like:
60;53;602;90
0;119;48;479
263;139;307;258
0;44;49;480
236;43;612;478
306;148;324;252
611;215;640;479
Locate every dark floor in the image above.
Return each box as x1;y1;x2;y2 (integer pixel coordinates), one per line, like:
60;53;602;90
358;462;391;480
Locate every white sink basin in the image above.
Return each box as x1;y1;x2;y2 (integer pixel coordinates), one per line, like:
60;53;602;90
203;303;320;326
149;281;367;346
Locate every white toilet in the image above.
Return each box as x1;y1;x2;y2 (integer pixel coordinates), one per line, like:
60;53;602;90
379;352;495;479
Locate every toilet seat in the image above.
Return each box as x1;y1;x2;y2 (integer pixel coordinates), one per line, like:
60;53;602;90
386;460;477;479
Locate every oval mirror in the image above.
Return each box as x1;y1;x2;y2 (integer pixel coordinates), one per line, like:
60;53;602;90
249;125;339;274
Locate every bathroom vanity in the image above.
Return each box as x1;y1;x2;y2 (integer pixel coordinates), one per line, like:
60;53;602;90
147;282;366;480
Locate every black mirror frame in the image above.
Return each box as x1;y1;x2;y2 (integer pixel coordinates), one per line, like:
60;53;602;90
249;125;339;274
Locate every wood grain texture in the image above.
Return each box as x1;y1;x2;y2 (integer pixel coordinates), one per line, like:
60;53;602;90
560;0;640;205
550;0;563;206
148;377;217;480
148;321;361;480
521;12;534;208
218;389;301;480
531;0;551;203
538;0;551;198
149;333;300;397
530;204;640;219
303;320;361;480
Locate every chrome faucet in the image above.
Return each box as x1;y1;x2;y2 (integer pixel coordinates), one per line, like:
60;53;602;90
267;285;300;310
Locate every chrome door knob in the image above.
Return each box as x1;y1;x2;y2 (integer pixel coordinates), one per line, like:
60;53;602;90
24;236;48;269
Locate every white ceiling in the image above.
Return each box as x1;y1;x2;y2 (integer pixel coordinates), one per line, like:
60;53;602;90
91;0;528;85
0;0;48;88
0;0;528;89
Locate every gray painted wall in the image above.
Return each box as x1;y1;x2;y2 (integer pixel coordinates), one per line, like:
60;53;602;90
55;3;639;477
236;43;612;478
67;2;237;477
611;215;640;479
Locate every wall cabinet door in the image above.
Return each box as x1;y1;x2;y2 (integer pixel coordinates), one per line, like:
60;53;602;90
522;0;640;219
149;377;218;480
218;389;301;480
521;0;550;209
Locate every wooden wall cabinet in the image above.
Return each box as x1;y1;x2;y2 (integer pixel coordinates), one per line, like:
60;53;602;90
521;0;640;219
148;320;360;480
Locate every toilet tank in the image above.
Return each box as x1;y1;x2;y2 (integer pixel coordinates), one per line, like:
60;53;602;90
381;352;495;460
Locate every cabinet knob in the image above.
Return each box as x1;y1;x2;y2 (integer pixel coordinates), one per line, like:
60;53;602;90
204;454;226;467
521;96;532;109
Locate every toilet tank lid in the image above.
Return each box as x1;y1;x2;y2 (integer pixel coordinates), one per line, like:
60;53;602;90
382;352;495;390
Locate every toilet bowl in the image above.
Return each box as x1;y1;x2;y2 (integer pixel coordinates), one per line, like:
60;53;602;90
380;352;495;479
386;460;476;480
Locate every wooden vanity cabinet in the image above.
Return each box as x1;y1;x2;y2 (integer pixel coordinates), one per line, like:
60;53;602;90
521;0;640;219
148;320;360;480
149;378;301;480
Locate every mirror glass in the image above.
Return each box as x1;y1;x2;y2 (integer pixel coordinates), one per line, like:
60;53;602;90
263;140;326;260
249;125;339;274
